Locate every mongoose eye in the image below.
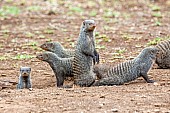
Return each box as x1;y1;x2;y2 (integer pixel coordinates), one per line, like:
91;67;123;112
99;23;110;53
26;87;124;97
150;49;158;55
83;21;86;26
49;43;54;49
26;70;30;72
36;54;44;60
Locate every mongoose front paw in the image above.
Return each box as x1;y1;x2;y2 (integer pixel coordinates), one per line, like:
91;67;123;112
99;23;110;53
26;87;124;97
94;49;99;64
147;80;155;83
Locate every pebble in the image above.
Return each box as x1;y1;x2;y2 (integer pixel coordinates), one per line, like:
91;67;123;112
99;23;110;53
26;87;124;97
111;108;118;112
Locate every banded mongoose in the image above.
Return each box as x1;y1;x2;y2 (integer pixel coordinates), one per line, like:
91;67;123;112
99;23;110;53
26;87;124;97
40;42;100;65
40;42;74;58
36;52;73;88
155;40;170;68
92;47;159;86
73;20;97;87
17;67;32;90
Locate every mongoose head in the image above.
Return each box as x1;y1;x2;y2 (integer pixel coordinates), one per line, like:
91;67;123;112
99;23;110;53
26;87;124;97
40;42;63;52
82;20;96;31
139;47;159;60
36;52;58;62
20;67;31;77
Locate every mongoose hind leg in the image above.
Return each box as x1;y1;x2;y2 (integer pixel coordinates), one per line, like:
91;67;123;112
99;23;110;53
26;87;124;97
55;68;65;87
74;73;96;87
17;76;24;89
25;76;32;88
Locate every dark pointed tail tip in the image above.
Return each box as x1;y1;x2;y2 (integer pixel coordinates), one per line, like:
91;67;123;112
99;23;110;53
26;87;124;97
92;24;96;29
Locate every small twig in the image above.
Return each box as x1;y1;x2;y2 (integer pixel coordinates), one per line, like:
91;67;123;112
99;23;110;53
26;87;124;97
48;23;59;30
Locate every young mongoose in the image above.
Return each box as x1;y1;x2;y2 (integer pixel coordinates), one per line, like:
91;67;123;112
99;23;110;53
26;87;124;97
36;52;73;88
17;67;32;90
92;47;159;86
155;40;170;68
73;20;97;87
40;42;100;65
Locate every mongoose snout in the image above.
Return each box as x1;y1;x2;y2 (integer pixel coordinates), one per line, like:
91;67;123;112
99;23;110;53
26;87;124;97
88;23;96;31
40;43;54;52
36;54;45;61
20;67;31;76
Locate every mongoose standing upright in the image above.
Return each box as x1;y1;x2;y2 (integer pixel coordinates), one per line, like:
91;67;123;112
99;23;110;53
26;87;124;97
73;20;97;87
155;40;170;68
92;47;159;86
36;52;73;88
17;67;32;90
40;42;100;65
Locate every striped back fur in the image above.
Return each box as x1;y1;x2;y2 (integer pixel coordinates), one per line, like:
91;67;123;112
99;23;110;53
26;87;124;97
156;40;170;68
156;40;170;52
106;60;139;84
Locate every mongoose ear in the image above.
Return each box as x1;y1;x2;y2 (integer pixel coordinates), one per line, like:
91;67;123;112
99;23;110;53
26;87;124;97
29;67;31;71
83;21;85;26
151;48;156;54
49;43;54;48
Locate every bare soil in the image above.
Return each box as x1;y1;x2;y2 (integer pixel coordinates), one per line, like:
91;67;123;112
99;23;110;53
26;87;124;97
0;0;170;112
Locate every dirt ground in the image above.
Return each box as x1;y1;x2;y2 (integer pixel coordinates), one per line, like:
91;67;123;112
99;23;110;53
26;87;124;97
0;0;170;112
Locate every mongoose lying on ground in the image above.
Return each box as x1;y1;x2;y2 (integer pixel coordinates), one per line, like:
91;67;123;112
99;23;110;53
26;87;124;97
73;20;97;87
155;40;170;68
36;52;73;88
92;47;159;86
40;42;100;65
17;67;32;90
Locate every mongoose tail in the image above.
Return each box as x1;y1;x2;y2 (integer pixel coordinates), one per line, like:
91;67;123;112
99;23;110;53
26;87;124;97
93;47;159;86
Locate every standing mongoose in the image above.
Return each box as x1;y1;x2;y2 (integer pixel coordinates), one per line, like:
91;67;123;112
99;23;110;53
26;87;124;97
40;42;100;65
17;67;32;90
92;47;159;86
155;40;170;68
73;20;97;87
36;52;73;88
